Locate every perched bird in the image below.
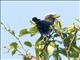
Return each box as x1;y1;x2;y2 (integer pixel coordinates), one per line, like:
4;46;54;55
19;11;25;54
32;14;60;37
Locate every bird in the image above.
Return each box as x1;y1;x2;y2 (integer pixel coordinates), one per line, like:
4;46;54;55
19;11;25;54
32;14;60;37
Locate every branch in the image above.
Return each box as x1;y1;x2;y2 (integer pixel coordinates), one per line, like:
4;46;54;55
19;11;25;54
66;25;77;60
1;22;27;54
1;22;37;60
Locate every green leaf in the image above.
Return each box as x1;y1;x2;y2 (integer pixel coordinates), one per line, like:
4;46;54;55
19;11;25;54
49;41;56;47
55;20;62;28
70;47;79;58
47;42;56;53
8;28;15;35
24;41;32;47
72;46;80;53
19;28;29;37
74;17;79;21
67;24;75;33
76;24;80;30
39;42;49;60
23;56;27;60
72;58;77;60
12;49;17;56
35;37;43;59
10;42;18;49
63;37;70;47
59;48;67;56
42;50;49;60
23;56;30;60
53;50;59;60
53;45;62;60
29;25;38;36
61;33;67;39
30;20;36;25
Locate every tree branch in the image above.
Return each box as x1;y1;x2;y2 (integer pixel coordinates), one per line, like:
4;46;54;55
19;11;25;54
1;22;27;54
66;25;77;60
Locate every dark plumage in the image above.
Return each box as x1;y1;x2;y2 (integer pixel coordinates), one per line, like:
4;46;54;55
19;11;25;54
32;17;54;37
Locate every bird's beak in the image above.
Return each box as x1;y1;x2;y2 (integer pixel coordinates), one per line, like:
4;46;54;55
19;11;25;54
53;15;60;18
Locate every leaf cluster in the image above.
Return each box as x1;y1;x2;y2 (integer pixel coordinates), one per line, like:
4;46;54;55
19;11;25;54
1;17;80;60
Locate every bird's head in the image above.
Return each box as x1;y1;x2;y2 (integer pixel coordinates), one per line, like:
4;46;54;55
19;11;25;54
45;14;60;21
32;17;40;23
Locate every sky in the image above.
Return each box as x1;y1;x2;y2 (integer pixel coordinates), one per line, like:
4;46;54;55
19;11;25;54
1;1;80;60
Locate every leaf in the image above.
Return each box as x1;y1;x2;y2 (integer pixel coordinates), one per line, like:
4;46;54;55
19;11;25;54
10;42;17;56
23;56;30;60
39;42;49;60
42;50;49;60
72;58;77;60
8;28;15;35
53;45;60;60
47;42;56;53
67;24;75;33
76;24;80;30
29;25;38;36
30;20;36;25
12;49;17;56
53;50;59;60
72;46;80;53
10;42;18;49
70;47;79;58
19;28;29;37
35;37;43;49
49;42;56;47
63;37;70;47
47;41;56;53
74;16;79;21
24;41;32;47
23;56;28;60
35;37;43;59
55;20;62;29
59;48;67;56
61;33;67;39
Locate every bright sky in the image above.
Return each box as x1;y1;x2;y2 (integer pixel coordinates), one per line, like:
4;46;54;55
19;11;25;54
1;1;80;60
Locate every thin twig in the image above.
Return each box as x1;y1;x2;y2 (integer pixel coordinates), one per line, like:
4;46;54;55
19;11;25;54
1;22;37;60
1;23;27;54
17;49;25;56
13;35;27;53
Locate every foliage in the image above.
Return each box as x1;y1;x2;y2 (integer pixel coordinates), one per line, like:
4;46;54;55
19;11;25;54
1;17;80;60
18;28;29;37
24;41;32;47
